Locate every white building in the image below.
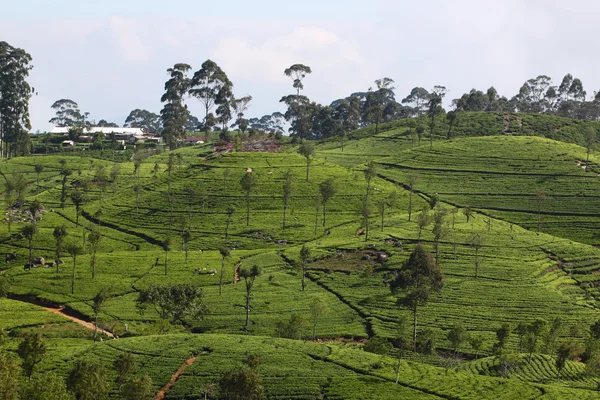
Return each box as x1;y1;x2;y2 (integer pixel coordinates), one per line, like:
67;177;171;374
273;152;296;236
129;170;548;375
49;127;161;143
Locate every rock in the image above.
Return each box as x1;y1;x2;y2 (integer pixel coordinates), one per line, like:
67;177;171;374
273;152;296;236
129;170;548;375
361;254;371;261
377;253;388;264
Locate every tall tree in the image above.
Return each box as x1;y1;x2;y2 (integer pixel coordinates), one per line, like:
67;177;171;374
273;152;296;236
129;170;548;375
0;41;34;157
124;109;162;133
427;87;446;150
232;95;253;134
298;141;315;181
162;237;172;276
309;297;325;341
284;64;312;95
190;60;231;138
239;265;261;330
21;223;37;270
34;164;43;194
48;99;82;127
585;127;596;162
17;333;46;380
363;161;377;201
66;242;84;294
91;288;108;342
160;63;191;149
59;160;72;208
359;196;373;241
240;171;258;226
280;94;312;142
88;230;102;279
53;225;68;273
390;244;444;350
446;111;457;139
219;359;265;400
225;204;235;244
432;207;448;265
282;169;295;230
70;188;87;227
401;87;430;116
299;245;311;291
219;247;230;296
319;177;336;227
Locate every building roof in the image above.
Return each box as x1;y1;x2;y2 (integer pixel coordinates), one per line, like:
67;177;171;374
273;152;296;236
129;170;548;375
50;127;145;136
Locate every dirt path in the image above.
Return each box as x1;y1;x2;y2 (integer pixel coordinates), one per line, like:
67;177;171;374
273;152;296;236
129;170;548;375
154;356;198;400
42;306;114;338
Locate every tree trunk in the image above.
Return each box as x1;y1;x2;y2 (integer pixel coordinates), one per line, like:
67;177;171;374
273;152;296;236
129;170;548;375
314;208;318;235
435;240;439;266
365;218;369;242
408;190;413;221
302;264;306;291
282;202;287;230
91;250;96;279
380;205;385;232
93;315;98;342
225;219;230;243
185;246;188;264
322;203;326;227
312;321;317;341
395;353;402;384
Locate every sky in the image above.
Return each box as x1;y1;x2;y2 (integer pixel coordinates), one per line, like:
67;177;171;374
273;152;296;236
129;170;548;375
2;0;599;132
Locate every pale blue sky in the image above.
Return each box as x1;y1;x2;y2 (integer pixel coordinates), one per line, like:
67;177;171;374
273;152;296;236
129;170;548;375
2;0;599;131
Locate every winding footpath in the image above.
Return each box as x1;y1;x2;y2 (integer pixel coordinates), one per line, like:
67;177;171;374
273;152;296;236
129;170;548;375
42;305;114;338
154;356;198;400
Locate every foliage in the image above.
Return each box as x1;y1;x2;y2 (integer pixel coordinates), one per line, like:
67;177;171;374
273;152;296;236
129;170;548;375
136;283;207;325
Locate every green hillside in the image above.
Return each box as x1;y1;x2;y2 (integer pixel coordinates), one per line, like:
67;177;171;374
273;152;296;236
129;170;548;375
2;121;600;398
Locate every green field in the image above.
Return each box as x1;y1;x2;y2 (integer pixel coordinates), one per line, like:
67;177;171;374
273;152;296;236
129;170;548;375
2;116;600;398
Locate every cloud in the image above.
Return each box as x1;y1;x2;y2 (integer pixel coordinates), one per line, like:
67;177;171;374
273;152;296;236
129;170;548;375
108;16;152;62
211;27;365;85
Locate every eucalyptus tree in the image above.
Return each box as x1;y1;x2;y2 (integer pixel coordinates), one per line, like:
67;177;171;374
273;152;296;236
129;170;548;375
225;204;235;243
182;229;192;264
34;164;43;194
300;245;311;291
284;64;312;95
378;190;398;232
319;177;336;227
363;161;377;201
585;127;596;162
190;60;232;138
219;247;230;296
280;94;311;142
240;171;258;226
66;242;84;294
70;188;88;227
53;225;68;273
427;86;446;150
91;288;108;341
160;63;191;149
240;265;261;329
21;223;38;270
162;236;172;276
359;196;373;241
298;141;315;181
0;41;34;157
309;297;325;341
88;230;102;279
233;95;253;134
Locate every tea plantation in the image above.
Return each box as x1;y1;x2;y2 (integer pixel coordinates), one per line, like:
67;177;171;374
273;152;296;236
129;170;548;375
2;116;600;398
